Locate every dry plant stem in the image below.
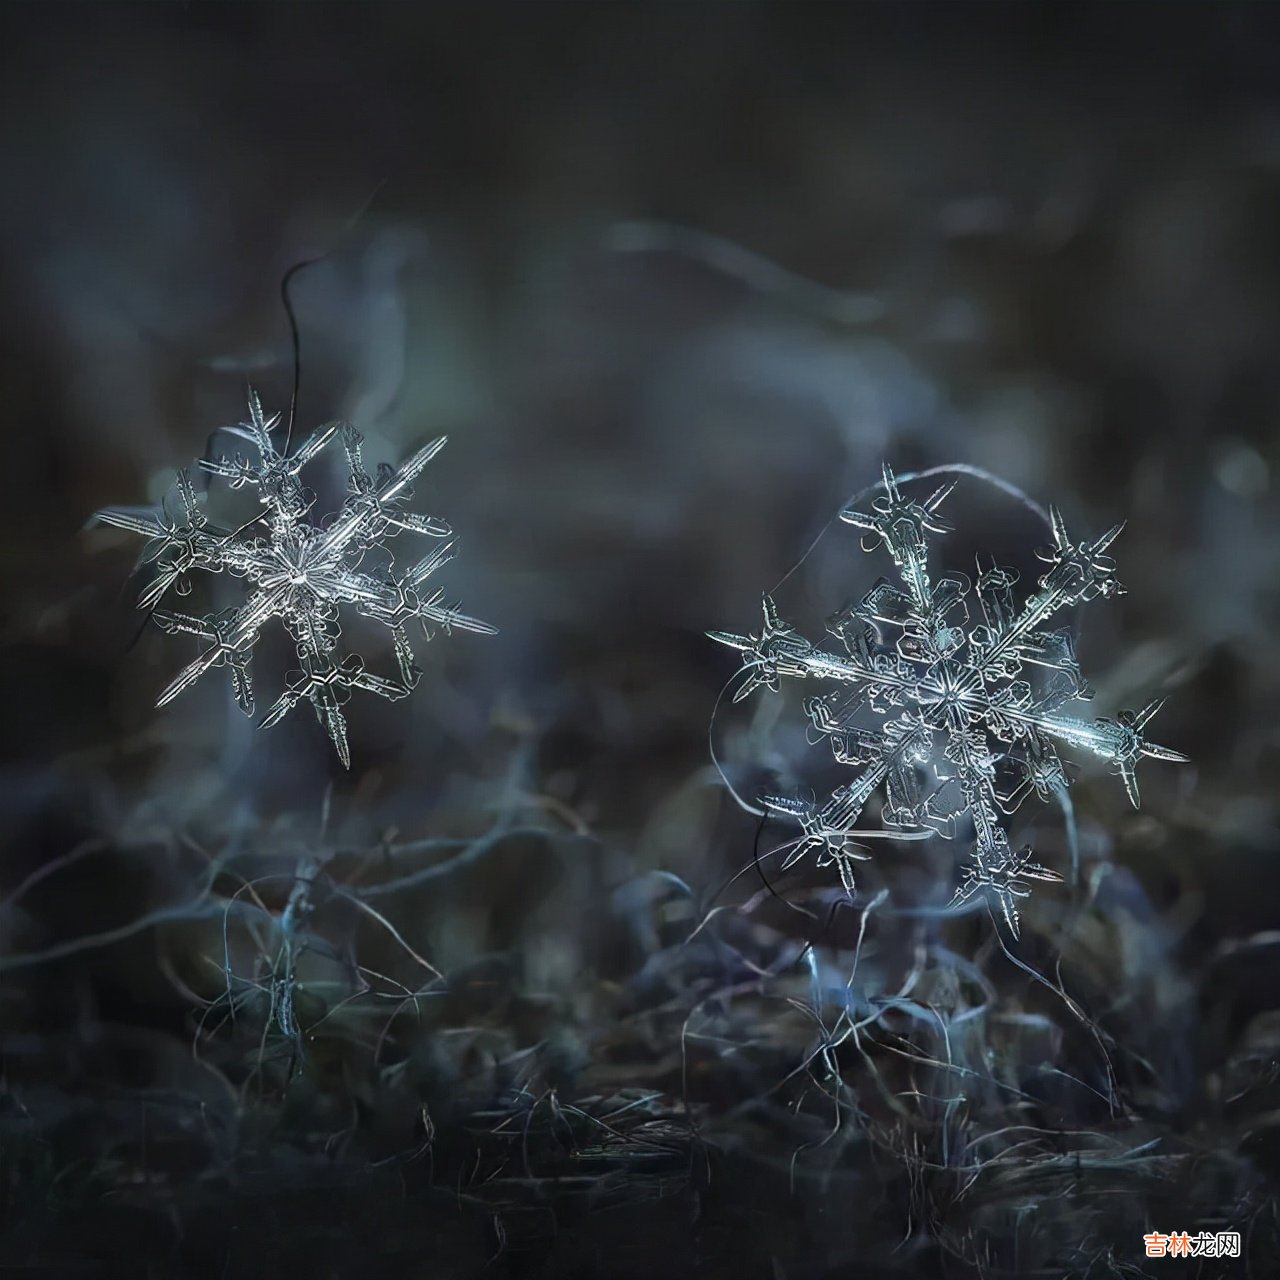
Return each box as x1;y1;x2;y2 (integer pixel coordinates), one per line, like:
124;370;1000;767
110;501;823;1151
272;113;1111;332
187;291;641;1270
274;853;321;1040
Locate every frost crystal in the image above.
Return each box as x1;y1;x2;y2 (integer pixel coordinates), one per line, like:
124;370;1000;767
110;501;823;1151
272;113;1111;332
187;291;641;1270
710;464;1187;937
94;391;495;767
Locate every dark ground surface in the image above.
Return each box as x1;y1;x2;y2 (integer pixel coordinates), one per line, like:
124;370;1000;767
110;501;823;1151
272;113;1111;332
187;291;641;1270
3;4;1280;1278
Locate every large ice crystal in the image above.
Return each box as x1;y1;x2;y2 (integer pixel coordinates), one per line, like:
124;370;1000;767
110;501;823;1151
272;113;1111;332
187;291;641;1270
710;465;1186;937
94;391;495;766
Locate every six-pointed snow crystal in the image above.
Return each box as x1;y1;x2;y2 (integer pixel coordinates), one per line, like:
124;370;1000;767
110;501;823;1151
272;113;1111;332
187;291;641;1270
710;464;1187;937
94;391;495;767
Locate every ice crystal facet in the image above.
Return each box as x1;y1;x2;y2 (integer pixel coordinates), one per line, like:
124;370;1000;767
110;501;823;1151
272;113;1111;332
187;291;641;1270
710;464;1186;937
94;391;495;767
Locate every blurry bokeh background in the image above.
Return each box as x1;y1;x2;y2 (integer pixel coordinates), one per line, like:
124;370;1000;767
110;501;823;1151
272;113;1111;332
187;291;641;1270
3;4;1280;1278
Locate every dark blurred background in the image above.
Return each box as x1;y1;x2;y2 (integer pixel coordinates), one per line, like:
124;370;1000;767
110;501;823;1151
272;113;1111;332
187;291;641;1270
2;4;1280;1278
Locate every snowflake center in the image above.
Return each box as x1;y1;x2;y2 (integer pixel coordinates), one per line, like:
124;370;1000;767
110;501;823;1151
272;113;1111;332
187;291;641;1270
918;659;975;719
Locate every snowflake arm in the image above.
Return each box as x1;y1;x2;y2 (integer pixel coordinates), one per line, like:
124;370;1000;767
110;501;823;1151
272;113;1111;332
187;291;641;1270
153;585;284;711
951;831;1063;939
152;606;260;714
320;427;453;558
708;593;920;705
94;468;229;610
1008;696;1189;809
260;653;410;770
198;396;339;548
965;508;1125;685
839;463;957;617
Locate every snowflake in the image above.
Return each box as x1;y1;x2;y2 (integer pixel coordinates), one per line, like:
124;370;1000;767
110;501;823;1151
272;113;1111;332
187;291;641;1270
93;390;495;767
710;464;1187;937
